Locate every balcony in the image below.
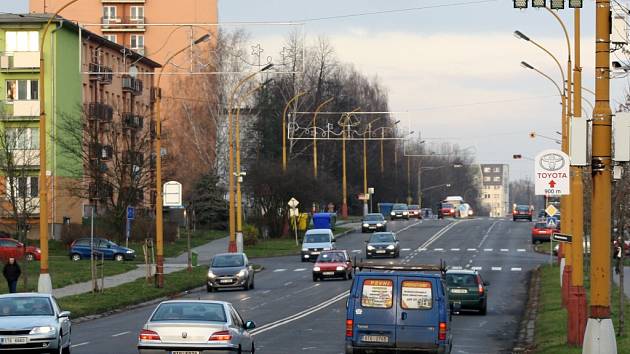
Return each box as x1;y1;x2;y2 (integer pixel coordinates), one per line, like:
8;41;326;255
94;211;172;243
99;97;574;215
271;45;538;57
88;63;113;84
11;149;39;167
122;76;143;95
0;52;40;71
10;101;39;117
101;0;144;3
101;16;146;32
122;112;144;129
89;143;113;161
89;183;113;200
122;150;144;166
86;102;114;122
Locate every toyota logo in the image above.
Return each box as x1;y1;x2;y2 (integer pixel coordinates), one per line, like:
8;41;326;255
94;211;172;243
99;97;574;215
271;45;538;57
539;153;565;171
182;332;188;339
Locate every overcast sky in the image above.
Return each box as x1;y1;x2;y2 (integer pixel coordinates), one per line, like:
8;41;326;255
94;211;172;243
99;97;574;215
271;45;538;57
4;0;628;180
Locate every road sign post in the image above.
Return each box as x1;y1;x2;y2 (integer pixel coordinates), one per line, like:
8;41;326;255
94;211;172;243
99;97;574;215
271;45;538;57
126;206;135;248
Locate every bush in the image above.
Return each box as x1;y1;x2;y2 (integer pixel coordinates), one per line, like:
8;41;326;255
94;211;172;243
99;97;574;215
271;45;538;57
243;224;259;246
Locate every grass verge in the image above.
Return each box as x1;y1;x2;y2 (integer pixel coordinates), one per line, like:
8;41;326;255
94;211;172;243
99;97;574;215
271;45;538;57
57;266;207;319
244;226;353;258
535;264;630;353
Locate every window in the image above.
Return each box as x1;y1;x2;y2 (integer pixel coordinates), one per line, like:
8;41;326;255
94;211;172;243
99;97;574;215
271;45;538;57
401;280;432;310
104;35;117;44
483;176;490;182
5;128;39;150
493;176;501;182
361;279;393;309
493;167;500;172
5;31;39;52
130;35;144;49
130;6;144;20
10;176;38;199
103;6;117;20
483;167;491;173
6;80;38;101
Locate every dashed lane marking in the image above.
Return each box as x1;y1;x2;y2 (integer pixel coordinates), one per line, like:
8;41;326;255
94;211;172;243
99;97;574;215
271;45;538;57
262;290;271;294
484;248;493;252
471;266;482;271
511;267;522;272
451;248;460;251
434;248;444;251
241;297;251;301
294;268;307;272
112;331;130;337
352;250;362;253
284;282;293;286
500;249;509;252
467;248;477;252
273;269;287;272
402;248;411;251
417;247;427;251
71;342;89;348
517;249;526;252
491;267;502;271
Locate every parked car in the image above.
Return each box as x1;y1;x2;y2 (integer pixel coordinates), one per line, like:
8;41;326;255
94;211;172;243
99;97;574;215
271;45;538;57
0;238;40;261
0;293;71;353
512;204;533;221
361;213;387;233
301;229;336;262
438;202;456;219
408;204;421;219
390;203;409;220
69;237;135;261
531;222;554;244
207;253;254;292
365;232;400;258
138;300;256;354
345;262;453;354
312;250;353;281
445;269;489;315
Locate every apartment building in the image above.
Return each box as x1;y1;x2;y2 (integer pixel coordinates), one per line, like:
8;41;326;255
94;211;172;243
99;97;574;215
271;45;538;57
479;164;510;218
0;14;159;238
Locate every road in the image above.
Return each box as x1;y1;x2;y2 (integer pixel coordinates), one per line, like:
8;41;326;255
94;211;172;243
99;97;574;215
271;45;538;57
69;217;546;354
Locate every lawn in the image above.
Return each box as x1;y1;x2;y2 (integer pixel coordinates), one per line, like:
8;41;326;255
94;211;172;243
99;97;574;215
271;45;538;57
244;226;352;258
535;264;630;353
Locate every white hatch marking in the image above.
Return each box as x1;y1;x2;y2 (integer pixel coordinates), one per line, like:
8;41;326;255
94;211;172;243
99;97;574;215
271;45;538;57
112;331;130;337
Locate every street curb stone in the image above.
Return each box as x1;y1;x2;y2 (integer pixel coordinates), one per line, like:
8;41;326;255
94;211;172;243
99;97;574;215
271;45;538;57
513;266;540;353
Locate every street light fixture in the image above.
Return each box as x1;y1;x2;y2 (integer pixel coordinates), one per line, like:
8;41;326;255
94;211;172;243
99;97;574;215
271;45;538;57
550;0;565;9
568;0;582;8
532;0;547;7
513;0;528;8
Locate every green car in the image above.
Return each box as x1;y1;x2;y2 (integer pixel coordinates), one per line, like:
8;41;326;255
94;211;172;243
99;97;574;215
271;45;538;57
445;270;489;315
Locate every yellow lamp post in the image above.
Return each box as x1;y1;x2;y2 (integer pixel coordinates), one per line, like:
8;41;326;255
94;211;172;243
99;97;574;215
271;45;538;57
313;97;334;179
340;108;360;218
282;91;307;172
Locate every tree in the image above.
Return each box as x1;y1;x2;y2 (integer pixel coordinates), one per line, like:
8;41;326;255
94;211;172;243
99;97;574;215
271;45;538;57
189;172;228;230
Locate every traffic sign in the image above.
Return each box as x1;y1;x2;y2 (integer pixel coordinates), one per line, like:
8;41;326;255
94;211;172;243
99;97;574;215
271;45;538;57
126;206;135;220
534;149;570;196
546;216;558;229
357;193;370;201
163;181;183;207
552;233;573;243
545;204;558;217
288;198;299;208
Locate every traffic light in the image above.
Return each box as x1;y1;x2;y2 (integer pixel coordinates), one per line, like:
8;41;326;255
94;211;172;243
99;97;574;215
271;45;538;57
529;132;536;138
513;154;523;159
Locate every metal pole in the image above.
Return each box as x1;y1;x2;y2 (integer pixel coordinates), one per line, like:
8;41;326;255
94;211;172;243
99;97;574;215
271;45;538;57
363;125;368;216
380;129;384;175
90;206;95;292
313;97;334;179
282;92;307;172
186;208;191;272
341;125;348;218
583;1;617;352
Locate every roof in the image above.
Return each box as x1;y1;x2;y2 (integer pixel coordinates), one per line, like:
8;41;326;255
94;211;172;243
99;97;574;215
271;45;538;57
0;292;52;298
0;13;160;69
356;271;443;279
446;269;478;275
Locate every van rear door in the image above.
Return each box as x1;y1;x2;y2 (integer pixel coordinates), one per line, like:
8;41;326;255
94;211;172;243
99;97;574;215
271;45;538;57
352;276;397;349
395;276;439;350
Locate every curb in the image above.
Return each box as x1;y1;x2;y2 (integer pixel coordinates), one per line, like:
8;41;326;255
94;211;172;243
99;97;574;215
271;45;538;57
335;226;360;239
513;266;540;353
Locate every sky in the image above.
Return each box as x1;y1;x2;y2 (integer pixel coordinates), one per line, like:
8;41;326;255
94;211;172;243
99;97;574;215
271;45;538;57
3;0;629;181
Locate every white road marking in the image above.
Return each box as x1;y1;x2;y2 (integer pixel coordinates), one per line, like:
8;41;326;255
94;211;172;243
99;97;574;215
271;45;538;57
417;247;427;251
273;269;287;272
402;248;411;251
112;331;130;337
450;266;463;270
491;267;502;271
471;266;482;271
451;248;460;251
262;290;271;294
477;220;499;248
511;267;522;272
71;342;89;348
484;248;493;252
517;249;526;252
467;248;477;252
352;250;362;253
241;297;251;301
500;249;509;252
294;268;307;272
284;282;293;286
434;248;444;251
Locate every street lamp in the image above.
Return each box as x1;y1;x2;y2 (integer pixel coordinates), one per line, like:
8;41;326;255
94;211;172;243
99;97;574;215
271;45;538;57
363;118;381;216
154;33;211;287
341;108;361;218
313;97;334;179
282;91;307;172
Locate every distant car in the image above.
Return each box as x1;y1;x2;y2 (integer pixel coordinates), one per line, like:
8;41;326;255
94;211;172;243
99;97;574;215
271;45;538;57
0;238;41;261
512;205;533;221
69;237;135;261
408;204;421;219
301;229;336;262
438;202;456;219
361;213;387;233
0;293;72;353
421;208;434;219
390;203;409;220
138;300;256;354
365;232;400;258
456;203;473;219
207;253;254;292
445;270;489;315
312;250;353;281
531;222;554;244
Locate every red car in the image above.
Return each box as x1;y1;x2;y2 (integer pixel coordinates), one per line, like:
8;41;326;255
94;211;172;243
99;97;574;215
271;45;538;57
312;250;352;281
0;237;41;261
408;205;422;219
438;203;456;219
531;222;554;244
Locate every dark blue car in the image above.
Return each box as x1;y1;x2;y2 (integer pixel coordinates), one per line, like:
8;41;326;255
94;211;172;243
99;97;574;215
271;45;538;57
345;262;453;354
69;237;136;262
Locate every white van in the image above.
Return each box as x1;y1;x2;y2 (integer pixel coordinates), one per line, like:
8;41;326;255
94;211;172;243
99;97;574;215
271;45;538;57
301;229;335;262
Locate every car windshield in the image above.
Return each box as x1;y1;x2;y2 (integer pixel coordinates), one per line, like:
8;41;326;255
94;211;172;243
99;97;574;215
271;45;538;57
212;255;244;268
363;214;383;222
516;205;530;211
0;297;53;317
535;222;548;228
317;252;346;263
409;205;419;210
442;203;453;209
446;274;478;287
151;302;227;322
304;233;330;243
393;204;407;210
369;233;394;243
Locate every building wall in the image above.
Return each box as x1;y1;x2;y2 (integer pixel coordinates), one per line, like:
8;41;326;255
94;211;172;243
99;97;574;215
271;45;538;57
479;164;510;217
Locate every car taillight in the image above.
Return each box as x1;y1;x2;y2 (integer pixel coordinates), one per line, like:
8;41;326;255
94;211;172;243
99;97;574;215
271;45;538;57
438;322;447;340
478;283;484;295
346;319;353;337
513;210;517;215
209;330;232;341
139;329;161;341
450;209;455;213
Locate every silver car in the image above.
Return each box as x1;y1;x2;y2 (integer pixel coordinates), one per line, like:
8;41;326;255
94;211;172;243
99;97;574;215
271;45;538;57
207;253;255;292
137;300;256;354
0;293;71;353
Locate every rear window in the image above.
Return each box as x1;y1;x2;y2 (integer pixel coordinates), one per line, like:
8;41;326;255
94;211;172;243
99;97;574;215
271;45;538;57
516;205;530;211
393;204;408;210
446;273;478;287
535;222;547;228
151;302;227;322
401;280;433;310
73;239;90;246
361;279;393;309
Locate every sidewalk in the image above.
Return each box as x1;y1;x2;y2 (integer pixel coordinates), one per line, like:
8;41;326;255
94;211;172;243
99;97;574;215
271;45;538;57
613;266;630;299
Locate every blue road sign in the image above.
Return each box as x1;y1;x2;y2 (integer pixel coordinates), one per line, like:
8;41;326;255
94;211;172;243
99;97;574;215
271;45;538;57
546;216;558;229
127;206;135;220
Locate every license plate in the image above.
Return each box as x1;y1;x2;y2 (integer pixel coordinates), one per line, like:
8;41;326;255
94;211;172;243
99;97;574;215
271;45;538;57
369;226;376;229
171;351;200;354
311;251;320;255
323;271;334;275
376;250;386;254
362;335;388;343
0;337;27;344
219;279;233;284
451;288;468;294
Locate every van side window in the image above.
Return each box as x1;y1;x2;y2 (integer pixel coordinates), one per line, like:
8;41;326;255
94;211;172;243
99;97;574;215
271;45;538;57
361;279;393;309
401;280;433;310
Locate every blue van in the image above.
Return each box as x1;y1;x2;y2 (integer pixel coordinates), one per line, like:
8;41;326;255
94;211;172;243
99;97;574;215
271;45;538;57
312;212;337;230
345;262;454;354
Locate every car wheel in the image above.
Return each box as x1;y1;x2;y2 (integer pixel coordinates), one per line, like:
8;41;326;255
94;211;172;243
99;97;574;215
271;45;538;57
394;252;399;258
207;284;214;293
70;253;81;262
62;337;71;354
251;343;255;354
343;272;348;280
480;304;487;316
25;253;35;261
312;275;319;282
301;257;307;262
114;254;124;262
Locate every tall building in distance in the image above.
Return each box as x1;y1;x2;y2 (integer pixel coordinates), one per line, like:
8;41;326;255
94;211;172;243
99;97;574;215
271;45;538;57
479;164;510;218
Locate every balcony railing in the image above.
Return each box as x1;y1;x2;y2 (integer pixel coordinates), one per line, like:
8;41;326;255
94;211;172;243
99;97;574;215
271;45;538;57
88;63;113;84
122;76;143;95
101;0;145;3
89;183;113;200
122;112;144;129
0;52;40;70
122;150;144;166
11;149;40;166
86;102;114;122
11;101;39;117
101;16;146;31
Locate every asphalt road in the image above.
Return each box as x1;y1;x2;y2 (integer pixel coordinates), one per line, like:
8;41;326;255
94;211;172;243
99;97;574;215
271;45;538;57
69;217;546;354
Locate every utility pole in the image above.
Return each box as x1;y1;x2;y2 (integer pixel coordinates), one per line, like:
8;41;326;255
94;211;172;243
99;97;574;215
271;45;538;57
583;1;617;352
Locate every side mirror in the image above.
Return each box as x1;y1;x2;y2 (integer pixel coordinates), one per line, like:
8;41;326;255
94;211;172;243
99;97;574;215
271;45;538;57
245;320;256;330
107;244;112;249
58;311;71;319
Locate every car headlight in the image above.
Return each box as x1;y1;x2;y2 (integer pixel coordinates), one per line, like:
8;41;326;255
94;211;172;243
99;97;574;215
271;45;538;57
403;211;408;215
237;269;248;278
376;223;382;227
387;245;395;250
323;247;332;251
30;326;55;335
390;212;395;215
207;271;216;279
313;267;321;272
336;266;345;271
367;245;375;250
363;223;369;227
126;249;134;253
301;248;308;252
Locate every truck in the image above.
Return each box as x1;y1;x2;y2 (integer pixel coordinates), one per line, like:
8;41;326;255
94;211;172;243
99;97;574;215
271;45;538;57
377;203;394;217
